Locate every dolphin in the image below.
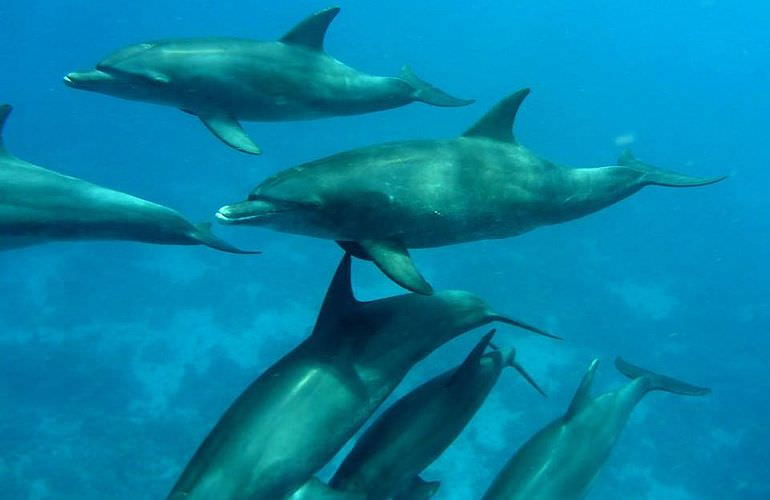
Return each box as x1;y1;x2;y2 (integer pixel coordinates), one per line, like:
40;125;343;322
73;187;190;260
0;104;255;253
482;358;711;500
63;7;473;155
217;88;726;294
167;253;556;500
330;330;545;500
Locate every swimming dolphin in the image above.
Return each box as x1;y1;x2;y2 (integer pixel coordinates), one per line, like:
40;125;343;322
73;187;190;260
331;330;544;500
482;358;710;500
217;88;726;294
167;253;556;500
0;104;255;253
64;7;473;155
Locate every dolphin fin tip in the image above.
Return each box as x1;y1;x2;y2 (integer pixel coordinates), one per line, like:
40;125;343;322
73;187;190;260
192;222;261;254
399;65;474;108
615;357;711;396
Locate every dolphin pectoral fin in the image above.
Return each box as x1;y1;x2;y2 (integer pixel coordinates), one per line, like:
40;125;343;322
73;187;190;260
399;65;474;107
356;239;433;295
197;113;261;155
191;222;261;254
447;329;496;386
462;89;530;143
615;357;711;396
394;476;441;500
279;7;341;52
565;359;600;420
288;477;365;500
617;149;727;187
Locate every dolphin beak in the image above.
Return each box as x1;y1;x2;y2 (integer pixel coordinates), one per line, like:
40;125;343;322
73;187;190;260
216;200;279;225
63;70;114;89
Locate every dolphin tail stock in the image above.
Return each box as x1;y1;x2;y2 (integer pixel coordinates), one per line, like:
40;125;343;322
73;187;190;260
617;149;726;187
488;341;547;397
399;65;474;107
615;357;711;397
393;476;441;500
191;222;261;254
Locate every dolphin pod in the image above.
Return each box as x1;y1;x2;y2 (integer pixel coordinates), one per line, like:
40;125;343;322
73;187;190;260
0;105;255;253
64;7;473;155
166;254;555;500
3;4;722;499
217;88;726;294
482;358;710;500
330;330;544;500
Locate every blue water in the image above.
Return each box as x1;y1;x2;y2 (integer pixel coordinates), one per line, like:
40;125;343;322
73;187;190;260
1;1;768;498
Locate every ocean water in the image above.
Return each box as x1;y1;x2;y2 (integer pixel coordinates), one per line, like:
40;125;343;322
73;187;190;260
1;1;768;499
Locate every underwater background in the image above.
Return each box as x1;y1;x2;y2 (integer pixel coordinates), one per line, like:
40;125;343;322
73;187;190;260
1;1;768;498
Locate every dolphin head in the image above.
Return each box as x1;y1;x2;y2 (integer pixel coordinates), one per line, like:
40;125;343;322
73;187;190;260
64;42;173;102
216;174;340;238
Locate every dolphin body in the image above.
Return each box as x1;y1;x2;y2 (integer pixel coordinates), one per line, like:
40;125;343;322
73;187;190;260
64;7;473;155
482;358;711;500
167;254;556;500
0;105;254;253
217;89;726;294
330;331;545;500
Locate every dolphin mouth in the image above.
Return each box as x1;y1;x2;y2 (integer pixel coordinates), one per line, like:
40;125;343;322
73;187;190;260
63;69;115;89
215;211;265;224
216;200;291;225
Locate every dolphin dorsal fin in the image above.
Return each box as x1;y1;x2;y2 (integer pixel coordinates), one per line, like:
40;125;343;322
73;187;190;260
313;253;360;333
0;104;12;157
280;7;341;52
565;359;600;419
447;329;495;386
462;88;530;144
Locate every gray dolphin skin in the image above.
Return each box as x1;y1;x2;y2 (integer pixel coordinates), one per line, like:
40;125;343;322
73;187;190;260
216;88;726;294
167;253;556;500
0;105;255;253
482;358;711;500
63;7;473;155
330;330;545;500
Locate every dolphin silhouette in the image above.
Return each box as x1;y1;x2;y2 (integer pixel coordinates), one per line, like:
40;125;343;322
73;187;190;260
218;89;725;293
0;104;256;254
64;7;473;155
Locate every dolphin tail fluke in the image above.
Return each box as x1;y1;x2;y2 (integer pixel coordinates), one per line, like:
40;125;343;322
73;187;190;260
618;150;726;187
399;65;474;107
615;357;711;396
192;223;261;254
489;312;561;340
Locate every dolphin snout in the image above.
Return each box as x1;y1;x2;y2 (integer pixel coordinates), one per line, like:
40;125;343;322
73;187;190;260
216;199;286;225
63;70;114;89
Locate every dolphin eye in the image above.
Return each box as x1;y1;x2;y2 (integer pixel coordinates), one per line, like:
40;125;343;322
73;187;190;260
247;193;258;201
